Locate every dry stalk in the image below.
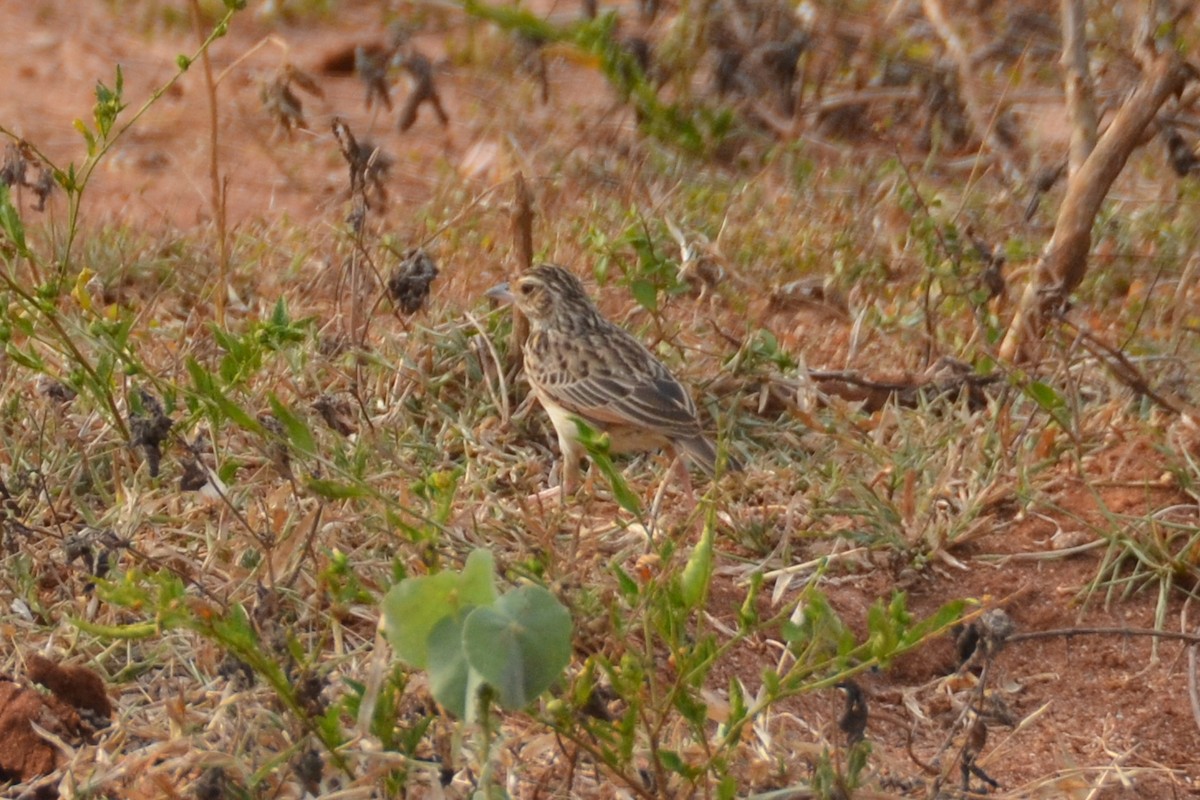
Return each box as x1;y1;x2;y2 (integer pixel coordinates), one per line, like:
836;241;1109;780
1191;637;1200;735
1061;0;1098;175
999;51;1193;362
508;171;534;367
1060;314;1196;419
1009;626;1200;646
921;0;1027;183
189;0;229;329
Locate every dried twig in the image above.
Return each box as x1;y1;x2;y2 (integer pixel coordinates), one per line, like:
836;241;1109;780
508;171;534;367
1000;50;1193;361
1188;621;1200;734
1061;0;1098;175
921;0;1027;182
397;51;449;132
1058;313;1197;421
189;0;229;328
1008;626;1200;646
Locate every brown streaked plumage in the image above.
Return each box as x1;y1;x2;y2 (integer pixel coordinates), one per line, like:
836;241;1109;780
487;264;737;496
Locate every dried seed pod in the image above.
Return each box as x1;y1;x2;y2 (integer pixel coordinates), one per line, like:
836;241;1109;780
387;248;439;314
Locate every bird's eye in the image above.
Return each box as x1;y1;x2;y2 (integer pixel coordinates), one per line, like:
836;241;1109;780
519;283;534;295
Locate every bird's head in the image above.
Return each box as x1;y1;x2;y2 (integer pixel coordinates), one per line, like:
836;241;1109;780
486;265;598;329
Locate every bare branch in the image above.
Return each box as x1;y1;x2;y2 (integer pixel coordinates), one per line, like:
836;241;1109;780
508;171;534;367
1060;0;1098;175
921;0;1027;182
999;52;1192;361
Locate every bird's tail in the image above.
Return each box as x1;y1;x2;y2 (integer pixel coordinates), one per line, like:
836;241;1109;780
677;434;742;476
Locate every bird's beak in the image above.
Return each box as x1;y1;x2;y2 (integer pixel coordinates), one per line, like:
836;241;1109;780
486;281;514;303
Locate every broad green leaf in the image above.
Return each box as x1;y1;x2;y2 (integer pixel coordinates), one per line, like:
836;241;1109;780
380;549;497;668
426;613;474;718
461;585;571;710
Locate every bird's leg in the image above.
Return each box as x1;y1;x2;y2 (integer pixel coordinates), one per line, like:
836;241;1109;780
527;437;583;506
671;453;696;500
559;436;583;497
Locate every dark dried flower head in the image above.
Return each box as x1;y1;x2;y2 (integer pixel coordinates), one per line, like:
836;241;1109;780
257;412;292;479
129;388;173;478
1;143;30;187
355;44;393;111
2;141;55;211
388;248;439;314
313;394;356;436
332;117;391;212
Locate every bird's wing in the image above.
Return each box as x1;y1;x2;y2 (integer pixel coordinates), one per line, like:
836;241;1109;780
529;329;702;438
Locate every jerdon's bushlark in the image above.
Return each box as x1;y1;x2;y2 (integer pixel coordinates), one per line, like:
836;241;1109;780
488;264;737;498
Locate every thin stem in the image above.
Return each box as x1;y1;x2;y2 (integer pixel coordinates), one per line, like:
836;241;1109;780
0;273;129;439
0;9;238;276
190;0;229;328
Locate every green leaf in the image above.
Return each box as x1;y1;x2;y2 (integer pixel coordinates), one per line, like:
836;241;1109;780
461;585;572;710
612;563;638;600
573;418;641;515
70;618;158;639
6;344;44;371
461;0;563;43
0;185;29;257
658;749;687;776
380;549;498;669
672;686;708;729
738;572;762;629
678;521;713;610
269;394;318;458
426;613;475;718
185;357;263;432
847;740;871;780
628;279;658;312
305;478;370;500
727;677;747;729
1025;380;1062;412
902;598;966;645
866;594;908;666
73;119;97;155
1024;380;1071;428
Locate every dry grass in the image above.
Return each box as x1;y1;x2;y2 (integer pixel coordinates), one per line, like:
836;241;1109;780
3;1;1200;797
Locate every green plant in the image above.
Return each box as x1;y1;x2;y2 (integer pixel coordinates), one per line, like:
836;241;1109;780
462;0;738;156
538;515;964;797
381;549;572;796
76;568;354;780
381;549;572;718
0;2;245;440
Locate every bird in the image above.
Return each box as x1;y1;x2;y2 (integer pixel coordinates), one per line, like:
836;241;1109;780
487;264;737;499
